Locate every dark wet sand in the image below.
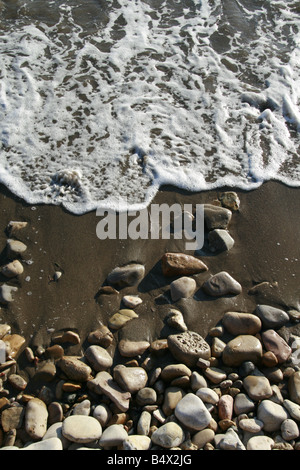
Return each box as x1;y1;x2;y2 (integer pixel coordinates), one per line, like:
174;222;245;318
0;180;299;360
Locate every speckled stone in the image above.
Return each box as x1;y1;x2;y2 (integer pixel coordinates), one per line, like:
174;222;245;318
167;331;211;367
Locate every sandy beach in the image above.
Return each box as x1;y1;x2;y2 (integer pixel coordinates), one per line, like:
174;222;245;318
0;180;299;355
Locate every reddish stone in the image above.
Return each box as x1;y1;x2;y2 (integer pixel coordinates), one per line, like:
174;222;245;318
161;253;208;277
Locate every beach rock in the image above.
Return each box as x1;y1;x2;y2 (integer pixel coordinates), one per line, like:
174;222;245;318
62;415;102;443
219;191;240;211
218;395;233;420
204;204;232;230
255;305;290;329
136;387;157;406
218;428;245;450
0;285;18;304
122;295;143;308
202;272;242;297
167;331;211;367
247;435;274;450
166;309;187;331
137;410;152;436
25;398;48;440
6;239;27;258
57;356;92;382
208;229;235;253
118;339;150;357
0;324;11;339
211;337;226;358
222;311;262;336
48;402;63;425
288;371;300;404
72;399;91;416
99;424;128;448
24;437;63;450
243;375;273;401
84;345;113;371
3;334;26;359
257;400;289;432
283;399;300;420
88;371;131;412
170;276;197;301
52;330;80;345
122;435;151;450
113;365;148;393
93;404;112;427
233;393;256;415
281;418;299;440
87;325;114;348
162;387;186;416
34;361;56;382
261;329;292;363
6;221;28;236
262;350;278;367
1;260;24;278
107;263;145;287
196;387;219;405
8;374;27;391
1;404;24;432
238;417;264;433
161;364;192;382
161;252;208;277
192;428;215;449
175;393;212;431
203;367;227;384
222;335;263;367
151;422;185;448
108;309;138;330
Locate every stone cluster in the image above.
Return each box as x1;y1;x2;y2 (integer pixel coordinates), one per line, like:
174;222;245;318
0;192;300;451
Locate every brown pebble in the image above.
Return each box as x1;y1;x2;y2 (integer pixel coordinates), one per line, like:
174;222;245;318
45;344;64;360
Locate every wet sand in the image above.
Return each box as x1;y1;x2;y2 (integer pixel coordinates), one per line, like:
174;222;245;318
0;180;299;360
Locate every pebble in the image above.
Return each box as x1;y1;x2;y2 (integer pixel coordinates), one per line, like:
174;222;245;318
1;260;24;278
167;331;211;367
175;393;212;431
62;415;102;443
281;418;299;441
255;304;290;329
122;295;143;308
217;428;245;450
107;263;145;287
99;424;128;448
87;325;114;348
257;400;289;432
192;428;215;449
196;387;219;405
170;276;197;301
93;404;112;427
238;417;264;433
6;239;27;258
219;191;240;211
25;398;48;440
288;371;300;404
1;404;24;432
208;229;235;253
162;386;186;416
222;335;263;367
24;437;63;451
261;329;292;364
222;311;262;336
161;252;208;277
136;387;157;406
202;271;242;297
218;395;233;420
161;363;191;381
233;393;256;415
283;399;300;420
0;284;18;304
113;365;148;393
6;221;28;236
118;339;150;357
243;375;273;401
122;435;151;450
57;356;92;382
247;435;274;450
204;204;232;230
203;367;227;384
137;410;152;436
166;309;187;331
151;422;185;449
88;371;131;412
84;345;113;371
108;309;139;330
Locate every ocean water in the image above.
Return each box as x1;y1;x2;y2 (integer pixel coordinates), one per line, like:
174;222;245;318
0;0;300;213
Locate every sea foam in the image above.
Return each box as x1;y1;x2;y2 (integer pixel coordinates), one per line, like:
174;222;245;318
0;0;299;214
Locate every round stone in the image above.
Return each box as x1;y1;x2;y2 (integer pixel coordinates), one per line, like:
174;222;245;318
281;418;299;441
136;387;157;406
192;428;215;449
238;417;264;433
233;393;256;415
84;345;113;371
167;331;211;367
196;387;219;405
151;422;185;449
257;400;289;432
170;276;197;302
93;404;112;427
222;311;262;336
175;393;212;431
255;305;290;329
247;435;274;450
99;424;128;447
62;415;102;443
222;335;263;367
243;375;273;401
87;325;114;348
113;365;148;394
118;339;150;357
162;386;186;416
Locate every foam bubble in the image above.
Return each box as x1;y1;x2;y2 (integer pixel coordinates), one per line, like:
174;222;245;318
0;0;299;214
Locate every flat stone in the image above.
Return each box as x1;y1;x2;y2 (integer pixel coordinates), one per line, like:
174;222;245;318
204;204;232;230
122;295;143;308
255;305;290;329
1;404;24;432
84;345;113;371
107;263;145;287
222;335;263;367
202;272;242;297
257;400;289;432
151;422;185;449
247;435;274;450
24;437;63;451
175;393;212;431
99;424;128;447
87;371;131;412
261;329;292;364
170;276;197;302
0;285;18;304
118;339;150;357
62;415;102;443
161;252;208;277
113;365;148;394
6;239;27;258
288;371;300;404
87;325;114;348
57;356;92;382
208;229;235;253
167;331;211;367
243;375;273;401
25;398;48;440
108;309;138;330
1;260;24;278
161;364;192;382
238;417;264;433
222;311;262;336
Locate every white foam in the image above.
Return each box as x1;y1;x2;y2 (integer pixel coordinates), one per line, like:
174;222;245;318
0;0;299;214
